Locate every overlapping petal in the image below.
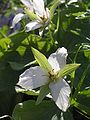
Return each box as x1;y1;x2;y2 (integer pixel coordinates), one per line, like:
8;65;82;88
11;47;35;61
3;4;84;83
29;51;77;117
45;8;50;19
49;79;71;112
11;13;25;28
48;47;68;72
20;0;33;11
25;20;42;32
33;0;45;17
18;66;49;90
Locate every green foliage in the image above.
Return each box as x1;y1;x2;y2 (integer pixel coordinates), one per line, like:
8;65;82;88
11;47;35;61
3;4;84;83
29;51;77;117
0;0;90;119
12;100;58;120
12;100;74;120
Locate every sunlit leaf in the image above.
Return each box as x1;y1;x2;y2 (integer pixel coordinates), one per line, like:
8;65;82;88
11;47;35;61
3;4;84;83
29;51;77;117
16;46;26;56
80;88;90;97
72;12;87;19
81;43;90;59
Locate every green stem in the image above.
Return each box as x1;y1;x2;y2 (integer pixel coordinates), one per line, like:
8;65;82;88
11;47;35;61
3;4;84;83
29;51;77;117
48;24;55;45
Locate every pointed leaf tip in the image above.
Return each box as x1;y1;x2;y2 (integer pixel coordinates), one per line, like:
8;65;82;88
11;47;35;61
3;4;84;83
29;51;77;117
31;47;52;71
58;63;81;78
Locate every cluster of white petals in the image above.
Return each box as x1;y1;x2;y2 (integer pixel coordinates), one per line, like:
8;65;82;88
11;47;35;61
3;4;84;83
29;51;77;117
11;0;50;32
17;47;71;112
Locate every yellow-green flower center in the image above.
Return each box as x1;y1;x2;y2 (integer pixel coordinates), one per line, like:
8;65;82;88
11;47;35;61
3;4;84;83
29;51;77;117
40;16;48;23
48;69;59;82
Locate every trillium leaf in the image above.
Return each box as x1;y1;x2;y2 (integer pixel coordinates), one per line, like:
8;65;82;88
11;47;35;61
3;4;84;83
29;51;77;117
12;100;58;120
58;64;80;78
9;60;37;71
24;8;38;20
31;47;52;71
9;62;24;70
71;99;90;117
36;84;50;105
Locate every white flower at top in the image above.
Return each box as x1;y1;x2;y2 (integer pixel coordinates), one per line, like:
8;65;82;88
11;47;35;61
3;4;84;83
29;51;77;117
17;47;71;112
11;0;50;32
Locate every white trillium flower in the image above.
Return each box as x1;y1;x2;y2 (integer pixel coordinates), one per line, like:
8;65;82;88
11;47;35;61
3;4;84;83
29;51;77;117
17;47;71;112
11;0;50;32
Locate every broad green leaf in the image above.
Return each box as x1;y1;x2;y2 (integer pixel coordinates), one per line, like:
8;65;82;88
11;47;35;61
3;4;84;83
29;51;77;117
9;60;37;71
31;47;52;71
74;64;90;96
12;100;74;120
50;0;60;19
61;111;74;120
0;37;11;52
24;8;38;20
71;99;90;118
84;50;90;58
9;62;25;70
16;46;26;56
12;100;58;120
59;64;80;78
36;84;50;105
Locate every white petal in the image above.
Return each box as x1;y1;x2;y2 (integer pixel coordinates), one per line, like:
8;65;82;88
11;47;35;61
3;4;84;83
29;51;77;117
18;66;49;90
48;47;68;72
25;20;42;32
45;7;50;19
49;79;71;112
33;0;45;17
11;13;25;28
20;0;33;11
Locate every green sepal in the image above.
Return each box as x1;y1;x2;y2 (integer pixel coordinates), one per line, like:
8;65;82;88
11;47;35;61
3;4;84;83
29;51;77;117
24;8;38;20
36;84;50;105
50;0;60;20
58;63;80;78
31;47;52;71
